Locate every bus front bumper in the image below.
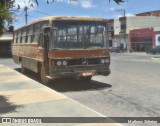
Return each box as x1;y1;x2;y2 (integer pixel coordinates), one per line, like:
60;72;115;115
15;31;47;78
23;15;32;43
48;65;111;78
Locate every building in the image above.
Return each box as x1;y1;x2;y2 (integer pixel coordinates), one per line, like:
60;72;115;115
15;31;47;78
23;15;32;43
130;27;160;51
109;10;160;50
136;10;160;16
107;19;114;47
0;26;13;57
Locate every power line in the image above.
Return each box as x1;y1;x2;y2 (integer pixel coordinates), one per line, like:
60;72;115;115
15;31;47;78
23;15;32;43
14;16;25;24
24;7;50;24
28;14;41;20
18;10;25;17
15;4;50;25
33;10;51;16
13;10;25;24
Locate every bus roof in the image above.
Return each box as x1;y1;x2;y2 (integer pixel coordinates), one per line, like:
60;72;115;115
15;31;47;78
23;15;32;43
15;16;108;31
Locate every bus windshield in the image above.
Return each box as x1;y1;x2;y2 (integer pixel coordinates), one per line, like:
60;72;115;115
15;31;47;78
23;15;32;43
50;20;108;49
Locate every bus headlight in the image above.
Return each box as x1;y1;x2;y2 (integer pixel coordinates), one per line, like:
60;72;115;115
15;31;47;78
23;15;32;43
62;60;67;66
101;58;109;64
105;59;109;63
57;61;61;66
101;59;105;64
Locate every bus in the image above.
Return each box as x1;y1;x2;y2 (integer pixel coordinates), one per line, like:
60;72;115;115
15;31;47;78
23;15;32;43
12;16;111;84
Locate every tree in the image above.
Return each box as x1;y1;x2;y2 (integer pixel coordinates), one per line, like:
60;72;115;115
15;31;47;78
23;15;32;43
0;0;126;35
0;0;13;35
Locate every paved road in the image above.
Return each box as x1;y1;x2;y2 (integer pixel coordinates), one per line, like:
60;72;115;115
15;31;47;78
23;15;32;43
0;53;160;118
56;53;160;117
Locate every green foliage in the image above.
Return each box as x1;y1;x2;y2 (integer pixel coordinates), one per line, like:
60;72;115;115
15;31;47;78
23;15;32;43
0;0;12;35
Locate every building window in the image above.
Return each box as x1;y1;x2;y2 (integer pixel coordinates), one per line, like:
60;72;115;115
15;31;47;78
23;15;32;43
121;24;126;30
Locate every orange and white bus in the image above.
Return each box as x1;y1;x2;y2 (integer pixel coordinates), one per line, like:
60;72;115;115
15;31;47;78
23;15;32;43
12;16;111;84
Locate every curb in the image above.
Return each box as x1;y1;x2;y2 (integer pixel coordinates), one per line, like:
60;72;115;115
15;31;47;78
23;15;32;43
151;57;160;62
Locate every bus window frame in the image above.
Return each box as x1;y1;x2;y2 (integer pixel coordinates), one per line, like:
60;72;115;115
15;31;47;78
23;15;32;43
51;28;58;49
38;32;44;47
17;30;22;44
26;25;33;43
50;25;108;49
21;28;27;43
32;33;39;44
32;22;48;44
13;31;17;44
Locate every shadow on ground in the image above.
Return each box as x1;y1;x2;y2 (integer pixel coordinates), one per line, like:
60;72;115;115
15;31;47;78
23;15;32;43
0;95;21;114
15;68;112;93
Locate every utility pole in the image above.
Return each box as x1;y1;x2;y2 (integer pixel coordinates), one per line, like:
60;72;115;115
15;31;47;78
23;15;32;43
122;9;126;51
115;9;127;51
24;6;28;24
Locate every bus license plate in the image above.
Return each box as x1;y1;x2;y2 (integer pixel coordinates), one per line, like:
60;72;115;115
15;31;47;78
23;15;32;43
82;72;93;76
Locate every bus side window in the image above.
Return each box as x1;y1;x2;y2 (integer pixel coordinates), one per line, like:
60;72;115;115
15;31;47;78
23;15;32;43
38;33;44;47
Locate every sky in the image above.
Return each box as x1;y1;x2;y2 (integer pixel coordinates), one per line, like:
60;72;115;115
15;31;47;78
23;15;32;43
12;0;160;29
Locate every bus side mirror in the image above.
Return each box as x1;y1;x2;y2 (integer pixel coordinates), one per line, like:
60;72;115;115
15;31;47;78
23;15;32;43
43;26;51;48
52;27;58;31
43;26;51;33
9;26;14;32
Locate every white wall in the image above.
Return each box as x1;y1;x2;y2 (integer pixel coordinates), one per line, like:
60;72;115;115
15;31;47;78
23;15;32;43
154;26;160;31
114;19;120;35
0;33;13;42
126;16;160;33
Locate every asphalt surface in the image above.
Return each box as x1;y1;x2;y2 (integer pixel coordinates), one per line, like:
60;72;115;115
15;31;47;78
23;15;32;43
57;53;160;117
0;52;160;118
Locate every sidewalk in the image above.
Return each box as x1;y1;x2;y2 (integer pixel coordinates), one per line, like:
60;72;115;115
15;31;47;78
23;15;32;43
151;56;160;62
124;52;147;55
0;64;123;126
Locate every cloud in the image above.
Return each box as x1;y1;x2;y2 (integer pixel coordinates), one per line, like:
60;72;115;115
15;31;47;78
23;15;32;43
79;0;96;9
110;7;116;12
126;13;135;17
103;7;122;13
113;14;123;19
14;0;96;11
51;0;78;5
51;0;96;9
113;13;135;19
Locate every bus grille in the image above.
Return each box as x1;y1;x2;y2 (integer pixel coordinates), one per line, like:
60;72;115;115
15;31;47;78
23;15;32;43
68;58;100;66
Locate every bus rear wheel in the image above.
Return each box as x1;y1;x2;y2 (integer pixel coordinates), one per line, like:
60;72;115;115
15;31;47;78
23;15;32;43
40;66;50;85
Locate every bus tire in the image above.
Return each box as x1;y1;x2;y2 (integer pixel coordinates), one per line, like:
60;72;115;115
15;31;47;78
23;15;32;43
40;66;50;85
80;76;92;82
21;64;26;74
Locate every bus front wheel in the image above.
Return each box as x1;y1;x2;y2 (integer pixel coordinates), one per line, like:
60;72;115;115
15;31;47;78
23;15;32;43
21;64;27;74
40;66;50;85
79;76;92;82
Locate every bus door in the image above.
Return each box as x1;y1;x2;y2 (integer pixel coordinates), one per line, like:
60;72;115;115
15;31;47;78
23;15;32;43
37;27;51;84
43;27;51;76
43;27;50;66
